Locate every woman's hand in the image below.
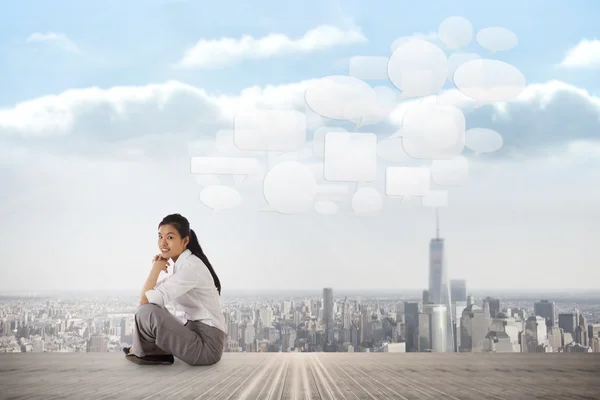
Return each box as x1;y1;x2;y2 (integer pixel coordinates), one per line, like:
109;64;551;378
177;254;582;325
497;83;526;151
152;254;169;273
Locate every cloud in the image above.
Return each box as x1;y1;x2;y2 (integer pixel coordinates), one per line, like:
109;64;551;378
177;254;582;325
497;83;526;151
174;25;367;69
559;39;600;68
26;32;80;53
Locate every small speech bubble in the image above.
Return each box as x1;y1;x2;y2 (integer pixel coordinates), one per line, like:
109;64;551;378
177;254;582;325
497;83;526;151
400;102;466;159
377;137;412;163
387;38;449;99
313;126;347;159
305;75;377;124
352;187;383;216
323;131;378;184
465;127;503;155
431;155;469;186
199;185;242;212
453;59;526;106
190;157;262;179
422;190;448;208
316;184;349;202
233;109;306;152
476;27;518;53
438;16;473;50
385;166;431;197
263;161;317;215
314;201;339;216
349;56;389;81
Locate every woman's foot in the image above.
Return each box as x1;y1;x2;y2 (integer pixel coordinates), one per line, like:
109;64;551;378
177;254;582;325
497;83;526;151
122;346;133;355
125;353;174;365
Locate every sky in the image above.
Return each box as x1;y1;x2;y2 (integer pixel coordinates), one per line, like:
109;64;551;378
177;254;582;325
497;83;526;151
0;0;599;293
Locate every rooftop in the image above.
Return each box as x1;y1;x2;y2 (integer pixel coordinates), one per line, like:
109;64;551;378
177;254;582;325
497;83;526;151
1;353;599;399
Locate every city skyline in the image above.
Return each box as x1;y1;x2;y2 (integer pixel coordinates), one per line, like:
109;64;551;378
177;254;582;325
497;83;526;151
1;1;599;292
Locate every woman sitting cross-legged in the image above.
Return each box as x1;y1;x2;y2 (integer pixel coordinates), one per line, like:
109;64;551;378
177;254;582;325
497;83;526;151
123;213;227;366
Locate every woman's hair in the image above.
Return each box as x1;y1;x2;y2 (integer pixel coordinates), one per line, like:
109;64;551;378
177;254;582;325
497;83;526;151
159;213;221;295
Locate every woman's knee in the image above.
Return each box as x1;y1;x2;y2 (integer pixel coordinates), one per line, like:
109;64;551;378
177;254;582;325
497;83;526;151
135;303;160;320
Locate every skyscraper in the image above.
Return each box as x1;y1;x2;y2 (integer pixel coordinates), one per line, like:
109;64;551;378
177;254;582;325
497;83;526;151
323;287;334;344
534;300;556;328
428;210;454;352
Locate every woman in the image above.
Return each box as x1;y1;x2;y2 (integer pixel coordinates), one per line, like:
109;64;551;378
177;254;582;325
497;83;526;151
123;213;227;366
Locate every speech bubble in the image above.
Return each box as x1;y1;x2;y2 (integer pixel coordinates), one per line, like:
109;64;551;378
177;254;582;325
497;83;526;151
314;201;339;216
190;157;262;179
465;128;503;154
305;75;377;123
476;27;518;53
387;38;448;99
438;16;473;50
422;190;448;208
233;109;306;152
447;53;481;83
352;187;383;216
195;175;221;188
400;102;466;159
263;161;317;214
431;155;469;186
453;59;526;106
313;126;347;159
377;137;412;163
385;166;431;197
199;185;242;212
323;132;377;183
349;56;389;81
390;35;437;53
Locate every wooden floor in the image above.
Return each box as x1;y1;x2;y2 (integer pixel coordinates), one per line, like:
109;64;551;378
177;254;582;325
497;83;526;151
1;352;599;400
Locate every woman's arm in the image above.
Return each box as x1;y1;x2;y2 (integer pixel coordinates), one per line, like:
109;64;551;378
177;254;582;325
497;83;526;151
140;256;169;305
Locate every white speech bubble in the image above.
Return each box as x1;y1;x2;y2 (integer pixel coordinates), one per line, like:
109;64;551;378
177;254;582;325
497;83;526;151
400;103;466;159
190;157;262;179
349;56;389;81
453;59;526;106
388;38;449;99
305;75;377;123
313;126;347;159
195;175;221;188
447;53;481;83
438;16;473;50
377;138;412;163
199;185;242;212
361;86;398;126
315;201;339;216
465;128;503;154
476;27;518;53
390;35;437;53
422;190;448;208
263;161;317;214
323;132;377;183
385;166;431;197
233;109;306;152
431;155;469;186
352;187;383;215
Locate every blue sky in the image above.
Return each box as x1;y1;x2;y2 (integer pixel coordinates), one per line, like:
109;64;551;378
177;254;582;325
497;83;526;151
1;0;599;105
0;0;599;292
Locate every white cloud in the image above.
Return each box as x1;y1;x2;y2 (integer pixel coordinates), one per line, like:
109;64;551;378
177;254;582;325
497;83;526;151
559;39;600;68
26;32;80;53
174;25;367;69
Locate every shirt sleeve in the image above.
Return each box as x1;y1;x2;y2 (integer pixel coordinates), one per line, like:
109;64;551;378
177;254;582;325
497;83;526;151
145;261;199;307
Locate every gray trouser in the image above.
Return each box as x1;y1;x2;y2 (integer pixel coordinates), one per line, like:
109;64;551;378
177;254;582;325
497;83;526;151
132;303;226;366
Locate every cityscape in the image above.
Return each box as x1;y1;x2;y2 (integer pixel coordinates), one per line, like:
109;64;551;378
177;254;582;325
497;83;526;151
2;216;599;356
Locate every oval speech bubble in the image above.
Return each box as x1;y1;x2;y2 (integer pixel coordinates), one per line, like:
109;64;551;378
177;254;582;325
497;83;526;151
465;127;504;154
199;185;242;212
476;27;518;53
263;161;317;215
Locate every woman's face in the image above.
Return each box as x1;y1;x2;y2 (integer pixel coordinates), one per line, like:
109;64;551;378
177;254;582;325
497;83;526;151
157;224;188;260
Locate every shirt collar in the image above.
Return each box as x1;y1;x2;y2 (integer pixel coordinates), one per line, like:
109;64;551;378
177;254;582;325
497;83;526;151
174;249;192;265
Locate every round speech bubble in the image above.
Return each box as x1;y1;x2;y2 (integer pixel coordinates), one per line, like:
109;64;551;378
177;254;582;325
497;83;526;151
352;187;382;216
314;201;339;216
304;75;377;123
199;185;242;212
465;127;503;155
476;27;518;53
263;161;317;214
438;16;473;50
387;38;449;99
452;59;526;106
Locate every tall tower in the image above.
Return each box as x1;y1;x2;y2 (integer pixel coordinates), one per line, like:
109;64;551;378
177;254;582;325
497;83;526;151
323;287;334;344
428;209;454;352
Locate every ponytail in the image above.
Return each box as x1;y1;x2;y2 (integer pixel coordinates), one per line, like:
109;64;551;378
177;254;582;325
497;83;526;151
188;229;222;295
